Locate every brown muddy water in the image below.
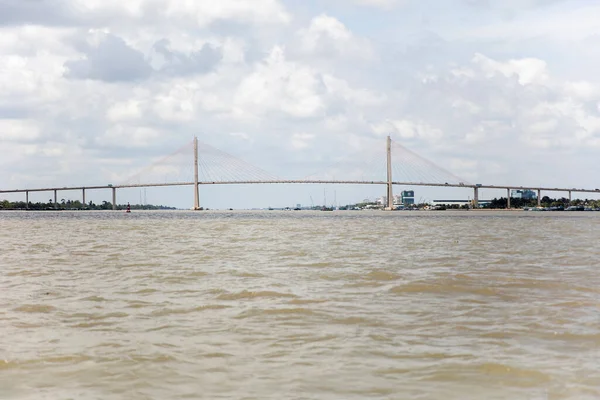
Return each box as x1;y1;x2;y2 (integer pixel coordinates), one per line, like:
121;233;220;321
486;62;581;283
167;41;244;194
1;210;599;399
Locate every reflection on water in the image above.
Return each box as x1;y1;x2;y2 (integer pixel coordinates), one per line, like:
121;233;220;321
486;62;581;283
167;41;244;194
1;210;599;399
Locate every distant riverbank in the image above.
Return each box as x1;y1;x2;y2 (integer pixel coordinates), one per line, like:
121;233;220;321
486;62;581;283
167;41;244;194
0;199;176;211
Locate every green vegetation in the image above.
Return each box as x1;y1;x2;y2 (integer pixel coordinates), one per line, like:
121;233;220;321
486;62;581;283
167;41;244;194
0;199;176;211
482;197;600;209
430;204;471;210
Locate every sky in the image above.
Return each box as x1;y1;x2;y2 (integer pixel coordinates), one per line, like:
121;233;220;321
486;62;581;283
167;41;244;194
1;0;600;209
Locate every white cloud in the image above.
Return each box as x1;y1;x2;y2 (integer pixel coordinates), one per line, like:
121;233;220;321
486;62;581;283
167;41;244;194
461;2;600;41
372;119;443;141
106;100;144;122
160;0;291;27
98;125;163;148
0;51;66;108
230;132;250;141
0;119;40;141
291;133;316;149
297;14;374;60
64;32;152;82
322;75;385;106
234;45;384;121
65;0;291;27
563;81;597;101
352;0;402;9
324;114;349;132
471;53;549;85
234;46;327;119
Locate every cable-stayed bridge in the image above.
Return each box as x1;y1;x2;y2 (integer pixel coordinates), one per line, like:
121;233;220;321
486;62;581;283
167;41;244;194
1;136;598;210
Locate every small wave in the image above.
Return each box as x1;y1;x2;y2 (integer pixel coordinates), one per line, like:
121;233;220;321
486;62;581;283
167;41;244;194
476;363;552;384
80;296;107;302
150;304;229;316
95;342;125;349
287;298;328;305
369;334;393;342
333;316;385;327
69;251;93;256
276;334;338;345
480;331;513;340
0;355;92;369
375;367;412;375
498;279;598;293
236;307;320;319
70;321;118;328
354;388;396;396
168;289;200;295
318;273;346;281
551;300;596;307
68;312;129;323
194;304;230;311
5;270;51;277
537;331;600;344
231;271;264;278
421;363;552;386
125;301;153;309
150;308;191;317
122;354;177;363
453;273;474;280
217;290;297;300
297;262;333;268
203;352;233;358
277;250;310;257
365;270;402;281
134;288;159;294
146;325;179;332
13;304;56;313
343;281;386;288
389;282;500;297
188;271;208;277
260;307;318;316
161;276;190;284
12;322;45;328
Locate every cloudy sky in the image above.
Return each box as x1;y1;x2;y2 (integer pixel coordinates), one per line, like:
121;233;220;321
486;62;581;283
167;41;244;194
1;0;600;208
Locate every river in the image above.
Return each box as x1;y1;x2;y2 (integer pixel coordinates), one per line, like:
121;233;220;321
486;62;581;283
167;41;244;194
1;210;599;399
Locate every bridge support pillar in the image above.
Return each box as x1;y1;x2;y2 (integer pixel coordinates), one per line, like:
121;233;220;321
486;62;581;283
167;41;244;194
112;187;116;210
386;135;394;210
537;189;541;207
506;188;511;209
25;191;29;210
82;188;86;209
473;187;479;208
193;136;201;210
54;189;57;209
568;190;572;202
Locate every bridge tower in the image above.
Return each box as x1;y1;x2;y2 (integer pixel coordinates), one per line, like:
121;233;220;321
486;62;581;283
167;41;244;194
193;136;200;210
386;135;394;210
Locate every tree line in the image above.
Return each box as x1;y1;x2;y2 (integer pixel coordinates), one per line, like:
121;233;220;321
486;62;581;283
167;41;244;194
482;196;600;209
0;199;176;211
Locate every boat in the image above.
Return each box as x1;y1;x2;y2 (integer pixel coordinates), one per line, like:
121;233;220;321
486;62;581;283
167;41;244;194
566;206;585;211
